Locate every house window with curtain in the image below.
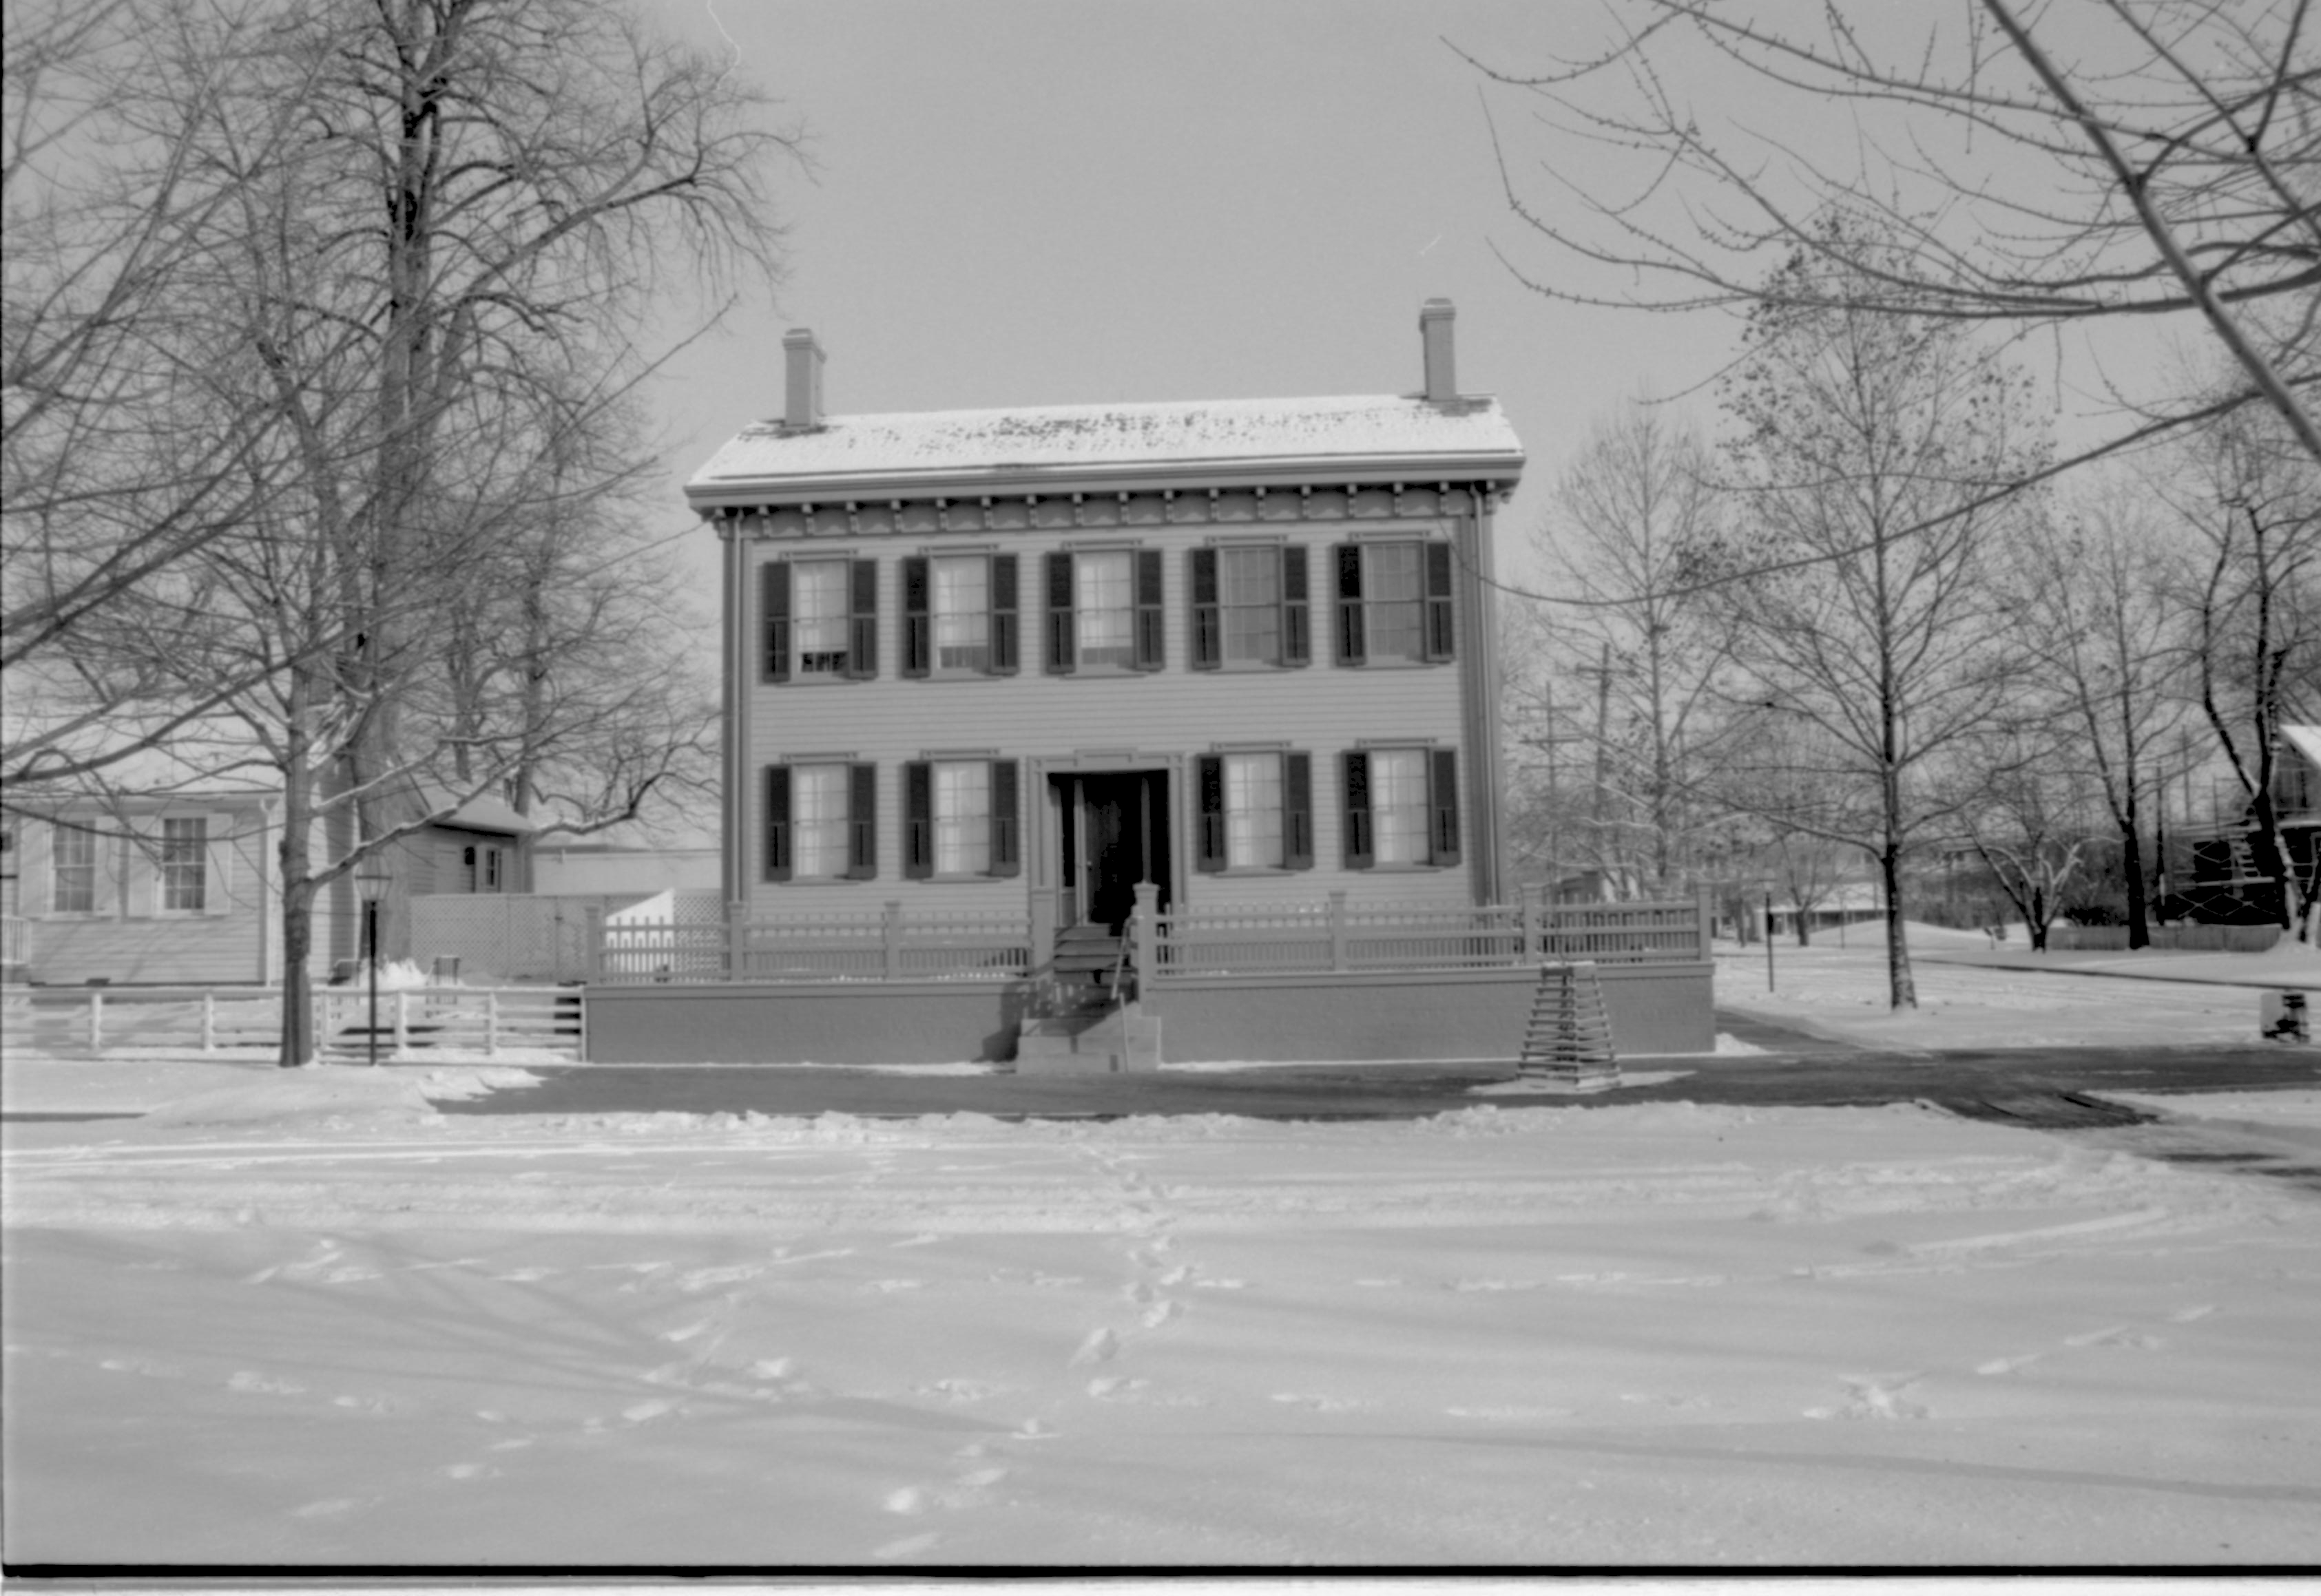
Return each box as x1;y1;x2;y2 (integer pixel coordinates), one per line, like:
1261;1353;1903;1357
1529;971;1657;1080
793;561;852;676
1334;541;1455;665
1194;752;1313;872
1045;551;1162;673
52;826;96;914
903;759;1019;879
904;554;1019;677
762;558;877;682
1076;551;1136;668
161;818;207;912
1342;747;1460;870
1190;545;1311;669
762;764;877;882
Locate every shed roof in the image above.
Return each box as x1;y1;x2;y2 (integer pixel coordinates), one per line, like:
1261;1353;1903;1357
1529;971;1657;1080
687;392;1525;505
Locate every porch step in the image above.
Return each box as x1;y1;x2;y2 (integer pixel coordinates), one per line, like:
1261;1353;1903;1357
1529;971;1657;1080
1012;1002;1162;1075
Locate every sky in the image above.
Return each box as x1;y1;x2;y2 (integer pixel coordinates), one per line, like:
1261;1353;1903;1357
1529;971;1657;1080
633;0;1738;604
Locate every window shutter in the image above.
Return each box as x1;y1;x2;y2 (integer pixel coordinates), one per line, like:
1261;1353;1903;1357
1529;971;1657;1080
990;554;1019;675
1045;552;1075;673
1283;753;1313;870
1282;545;1311;666
1424;541;1455;662
849;558;880;679
1134;548;1165;671
903;762;933;879
901;556;930;678
846;763;877;879
1195;755;1225;872
988;759;1020;876
761;562;790;684
763;766;792;882
1335;544;1365;665
1189;549;1220;670
1342;751;1374;869
1430;748;1462;866
205;813;233;915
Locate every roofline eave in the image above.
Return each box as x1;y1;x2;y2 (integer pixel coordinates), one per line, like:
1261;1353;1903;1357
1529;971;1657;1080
683;450;1527;514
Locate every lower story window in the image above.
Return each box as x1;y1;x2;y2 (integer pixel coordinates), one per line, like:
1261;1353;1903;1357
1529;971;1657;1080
764;763;876;882
793;766;852;879
1196;751;1313;872
53;825;95;913
1344;747;1460;869
935;762;989;875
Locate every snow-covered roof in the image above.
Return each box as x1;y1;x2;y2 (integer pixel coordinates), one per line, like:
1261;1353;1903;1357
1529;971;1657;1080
687;392;1525;505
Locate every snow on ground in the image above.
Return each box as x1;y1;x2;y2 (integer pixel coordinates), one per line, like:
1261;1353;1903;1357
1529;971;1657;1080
1716;923;2316;1051
6;1068;2320;1566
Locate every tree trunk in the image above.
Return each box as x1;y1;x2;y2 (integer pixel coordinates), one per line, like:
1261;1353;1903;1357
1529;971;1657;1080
1881;839;1915;1007
2121;817;2150;949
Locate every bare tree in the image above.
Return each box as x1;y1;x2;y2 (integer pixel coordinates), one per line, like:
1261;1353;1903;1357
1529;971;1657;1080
2012;474;2190;946
1952;727;2097;952
1469;0;2320;468
1530;403;1741;893
2169;395;2320;938
1707;227;2046;1007
7;0;798;1062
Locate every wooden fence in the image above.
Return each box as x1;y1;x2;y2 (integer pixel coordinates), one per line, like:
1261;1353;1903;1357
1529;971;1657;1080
594;894;1708;985
1;984;583;1060
1153;894;1708;978
2046;923;2284;954
596;906;1033;985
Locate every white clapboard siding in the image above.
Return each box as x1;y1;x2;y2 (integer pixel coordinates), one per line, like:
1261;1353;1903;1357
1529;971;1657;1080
742;518;1479;917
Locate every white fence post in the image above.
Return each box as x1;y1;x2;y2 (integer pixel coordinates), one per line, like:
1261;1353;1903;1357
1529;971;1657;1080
1328;892;1349;972
485;989;499;1057
393;989;409;1056
201;991;216;1053
883;901;904;980
89;989;103;1052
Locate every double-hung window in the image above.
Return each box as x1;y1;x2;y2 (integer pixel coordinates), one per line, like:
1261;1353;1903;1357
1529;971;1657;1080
161;817;207;912
1045;550;1163;673
763;763;876;881
903;759;1020;879
902;554;1019;676
1189;545;1311;669
1342;748;1461;869
1194;752;1313;872
762;558;879;682
1334;540;1455;664
52;825;96;914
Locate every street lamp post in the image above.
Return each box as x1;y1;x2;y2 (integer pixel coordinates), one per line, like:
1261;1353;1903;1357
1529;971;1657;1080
356;869;391;1067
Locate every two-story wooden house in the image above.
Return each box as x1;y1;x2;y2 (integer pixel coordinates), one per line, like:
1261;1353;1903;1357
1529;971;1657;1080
694;300;1519;935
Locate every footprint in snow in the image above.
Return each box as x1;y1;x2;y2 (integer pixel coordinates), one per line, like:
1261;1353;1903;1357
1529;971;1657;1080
1807;1373;1926;1421
1070;1328;1118;1366
661;1321;714;1343
872;1531;941;1560
293;1498;361;1520
227;1371;306;1396
622;1398;680;1423
1975;1353;2041;1376
331;1394;393;1414
1140;1300;1178;1329
750;1358;795;1379
1086;1376;1148;1400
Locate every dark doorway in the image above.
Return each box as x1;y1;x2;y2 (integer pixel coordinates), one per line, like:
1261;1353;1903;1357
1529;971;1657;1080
1054;770;1172;931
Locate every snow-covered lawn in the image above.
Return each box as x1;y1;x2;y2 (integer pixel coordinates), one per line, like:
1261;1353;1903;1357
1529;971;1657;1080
6;1066;2319;1566
1716;922;2318;1052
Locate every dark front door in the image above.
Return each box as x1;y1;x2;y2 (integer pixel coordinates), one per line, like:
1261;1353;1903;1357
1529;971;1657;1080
1057;770;1172;930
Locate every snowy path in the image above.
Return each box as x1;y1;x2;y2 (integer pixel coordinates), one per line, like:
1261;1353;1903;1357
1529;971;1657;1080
7;1099;2319;1566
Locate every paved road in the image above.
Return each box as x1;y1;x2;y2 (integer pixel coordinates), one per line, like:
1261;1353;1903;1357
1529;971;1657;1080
435;1012;2320;1129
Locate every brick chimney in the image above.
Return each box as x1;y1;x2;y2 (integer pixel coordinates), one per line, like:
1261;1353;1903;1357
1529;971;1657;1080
782;327;825;431
1419;299;1457;406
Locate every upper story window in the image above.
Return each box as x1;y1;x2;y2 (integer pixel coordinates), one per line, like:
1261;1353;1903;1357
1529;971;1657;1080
161;817;207;912
762;558;878;684
764;763;875;881
1045;551;1163;674
902;554;1019;677
1190;545;1311;669
1195;751;1314;872
1335;540;1455;665
1342;747;1461;870
52;825;96;914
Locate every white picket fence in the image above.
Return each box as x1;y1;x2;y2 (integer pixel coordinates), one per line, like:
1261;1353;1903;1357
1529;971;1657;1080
1;984;584;1060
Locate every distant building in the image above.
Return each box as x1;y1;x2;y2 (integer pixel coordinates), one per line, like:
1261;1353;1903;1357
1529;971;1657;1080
2183;724;2320;925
